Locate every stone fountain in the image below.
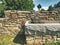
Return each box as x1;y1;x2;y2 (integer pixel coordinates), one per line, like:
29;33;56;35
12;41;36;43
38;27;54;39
25;11;60;34
24;11;60;45
31;11;40;23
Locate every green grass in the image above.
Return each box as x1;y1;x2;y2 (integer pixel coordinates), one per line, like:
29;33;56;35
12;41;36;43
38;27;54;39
44;41;60;45
0;34;60;45
0;34;20;45
0;34;35;45
0;34;33;45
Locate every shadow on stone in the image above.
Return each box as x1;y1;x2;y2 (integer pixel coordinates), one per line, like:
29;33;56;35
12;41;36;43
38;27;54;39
13;32;26;45
13;25;26;45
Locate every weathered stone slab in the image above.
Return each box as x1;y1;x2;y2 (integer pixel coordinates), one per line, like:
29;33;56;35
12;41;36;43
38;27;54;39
7;26;19;30
4;10;11;18
0;23;2;27
11;12;18;18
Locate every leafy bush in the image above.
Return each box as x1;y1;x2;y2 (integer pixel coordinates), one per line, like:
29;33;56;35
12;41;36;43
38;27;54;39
0;3;6;17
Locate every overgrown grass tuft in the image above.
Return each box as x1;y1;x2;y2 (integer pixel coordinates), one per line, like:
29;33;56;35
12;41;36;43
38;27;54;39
0;34;20;45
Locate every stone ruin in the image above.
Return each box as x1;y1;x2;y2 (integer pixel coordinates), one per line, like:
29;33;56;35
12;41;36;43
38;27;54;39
0;10;32;35
0;10;60;45
30;11;60;23
0;10;60;35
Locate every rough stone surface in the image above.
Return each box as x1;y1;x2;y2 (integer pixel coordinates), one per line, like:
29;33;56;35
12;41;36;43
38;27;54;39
0;10;60;35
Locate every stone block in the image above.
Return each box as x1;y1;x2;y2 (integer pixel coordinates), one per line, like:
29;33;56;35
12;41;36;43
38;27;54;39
0;23;2;27
11;12;18;18
7;26;19;31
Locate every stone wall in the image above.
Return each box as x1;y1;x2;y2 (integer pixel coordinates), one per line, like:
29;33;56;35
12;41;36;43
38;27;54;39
0;10;60;35
0;10;59;45
0;10;33;35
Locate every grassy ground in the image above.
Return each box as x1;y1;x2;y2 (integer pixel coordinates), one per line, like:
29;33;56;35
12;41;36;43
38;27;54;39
0;34;60;45
0;34;20;45
0;34;33;45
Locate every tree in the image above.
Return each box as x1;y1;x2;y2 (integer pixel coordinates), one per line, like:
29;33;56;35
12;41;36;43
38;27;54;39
41;8;45;11
37;4;41;10
54;4;57;8
4;0;34;11
0;2;6;17
54;1;60;8
48;5;54;11
57;1;60;7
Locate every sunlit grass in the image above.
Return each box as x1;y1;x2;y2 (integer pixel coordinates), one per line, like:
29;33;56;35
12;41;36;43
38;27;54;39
0;34;33;45
0;34;60;45
0;34;20;45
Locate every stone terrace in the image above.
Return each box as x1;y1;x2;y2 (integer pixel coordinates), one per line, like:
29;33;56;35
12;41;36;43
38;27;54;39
0;10;60;45
0;10;60;35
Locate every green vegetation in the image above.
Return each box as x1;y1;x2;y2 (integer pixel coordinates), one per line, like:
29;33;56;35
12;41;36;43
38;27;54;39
0;35;20;45
0;34;33;45
0;0;34;17
44;41;60;45
54;2;60;8
0;34;60;45
48;1;60;11
4;0;34;11
41;9;45;11
0;3;6;16
48;5;54;11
